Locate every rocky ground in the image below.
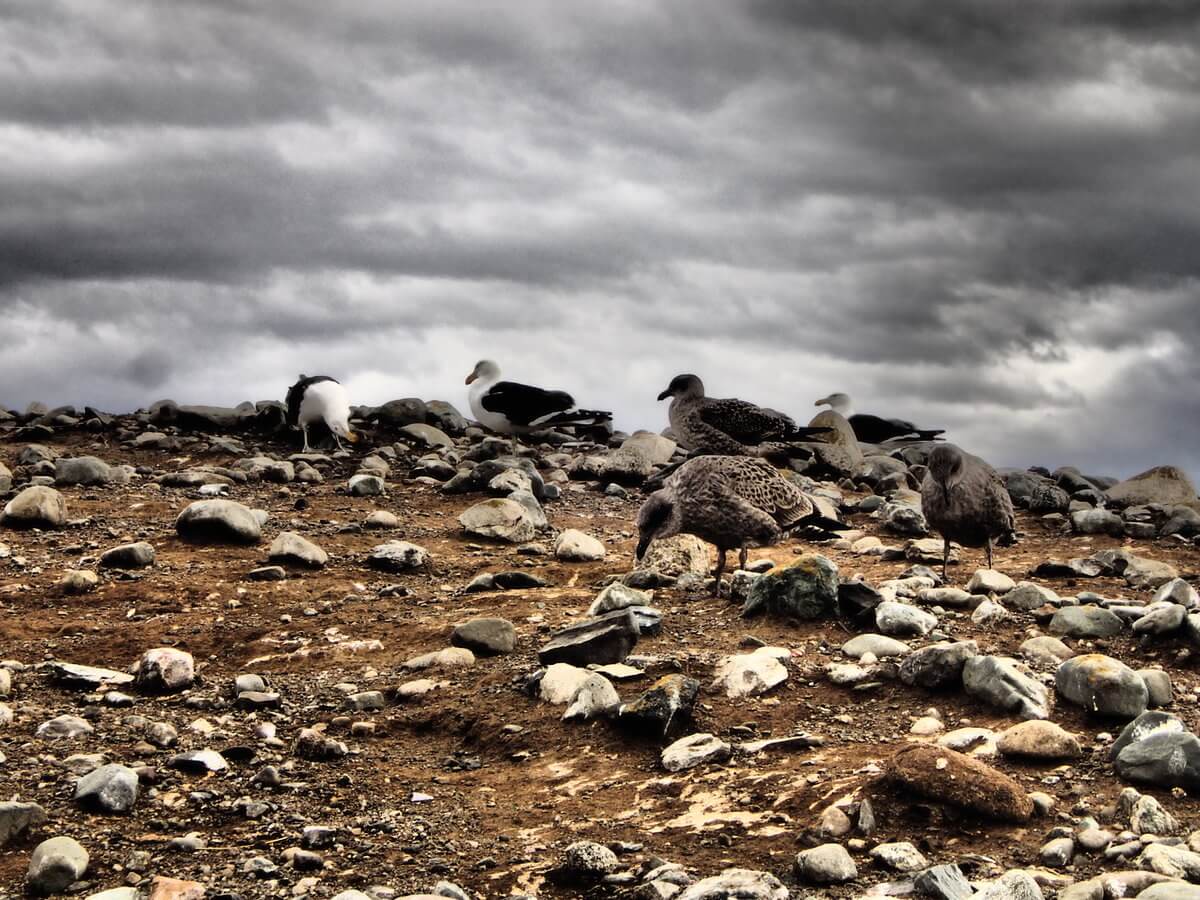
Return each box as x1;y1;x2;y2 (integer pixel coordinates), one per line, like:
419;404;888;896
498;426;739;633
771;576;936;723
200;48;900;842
1;399;1199;900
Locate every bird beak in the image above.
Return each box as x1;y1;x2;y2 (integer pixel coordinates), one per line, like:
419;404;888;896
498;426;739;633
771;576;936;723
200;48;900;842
635;535;652;561
814;397;828;406
465;373;477;385
346;430;360;444
656;389;671;401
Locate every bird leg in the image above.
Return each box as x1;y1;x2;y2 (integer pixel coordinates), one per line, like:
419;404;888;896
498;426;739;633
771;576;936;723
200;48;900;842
511;436;520;458
738;548;749;571
986;537;994;571
301;425;311;453
942;537;950;582
333;433;346;453
711;549;727;597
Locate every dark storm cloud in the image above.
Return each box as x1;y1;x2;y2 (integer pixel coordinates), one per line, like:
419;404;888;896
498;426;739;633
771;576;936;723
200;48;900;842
2;0;1199;480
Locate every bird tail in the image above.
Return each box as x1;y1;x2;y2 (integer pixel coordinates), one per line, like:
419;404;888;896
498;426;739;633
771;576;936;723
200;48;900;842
531;408;613;428
914;429;945;441
791;511;853;533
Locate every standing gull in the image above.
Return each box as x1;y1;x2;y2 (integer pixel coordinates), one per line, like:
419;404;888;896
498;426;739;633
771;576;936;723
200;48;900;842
286;375;359;452
658;374;830;459
815;392;944;444
466;360;611;453
920;444;1016;578
636;455;848;596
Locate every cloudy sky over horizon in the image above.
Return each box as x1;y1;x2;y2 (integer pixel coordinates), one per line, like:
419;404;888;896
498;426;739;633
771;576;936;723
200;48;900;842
2;0;1199;480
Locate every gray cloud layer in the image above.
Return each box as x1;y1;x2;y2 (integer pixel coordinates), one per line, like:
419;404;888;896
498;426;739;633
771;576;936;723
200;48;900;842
2;0;1199;480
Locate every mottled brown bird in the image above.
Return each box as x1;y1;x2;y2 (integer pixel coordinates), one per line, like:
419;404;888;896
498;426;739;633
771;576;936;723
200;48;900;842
636;455;847;595
658;374;829;458
921;444;1016;578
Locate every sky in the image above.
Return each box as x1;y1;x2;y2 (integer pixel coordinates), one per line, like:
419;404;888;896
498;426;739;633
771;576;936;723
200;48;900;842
2;0;1199;481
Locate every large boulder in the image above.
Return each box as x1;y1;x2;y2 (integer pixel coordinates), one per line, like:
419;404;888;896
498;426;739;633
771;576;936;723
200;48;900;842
963;656;1050;720
1107;466;1198;508
175;500;262;544
742;554;838;619
2;486;67;529
886;744;1033;822
1056;654;1148;719
54;456;115;486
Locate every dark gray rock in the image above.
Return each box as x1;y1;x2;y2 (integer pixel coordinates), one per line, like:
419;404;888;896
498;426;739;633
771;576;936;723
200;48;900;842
98;542;156;569
538;609;639;667
898;641;978;690
914;864;974;900
1115;731;1200;791
1048;606;1124;639
451;618;517;656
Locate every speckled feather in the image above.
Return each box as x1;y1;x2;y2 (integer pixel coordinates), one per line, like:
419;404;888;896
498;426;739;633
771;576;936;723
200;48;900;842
671;397;802;455
656;456;819;551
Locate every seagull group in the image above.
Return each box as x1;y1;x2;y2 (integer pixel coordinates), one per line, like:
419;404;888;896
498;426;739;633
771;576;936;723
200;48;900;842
284;363;1013;590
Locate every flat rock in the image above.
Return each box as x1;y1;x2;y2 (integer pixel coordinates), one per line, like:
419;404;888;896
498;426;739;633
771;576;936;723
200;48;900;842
54;456;114;486
661;733;732;772
675;868;788;900
1020;636;1075;667
368;541;429;571
842;634;910;659
967;569;1016;594
870;841;928;872
886;744;1034;822
458;498;539;543
997;721;1082;759
710;646;789;698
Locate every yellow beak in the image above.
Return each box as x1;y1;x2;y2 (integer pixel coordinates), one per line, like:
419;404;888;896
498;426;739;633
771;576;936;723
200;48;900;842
346;430;360;444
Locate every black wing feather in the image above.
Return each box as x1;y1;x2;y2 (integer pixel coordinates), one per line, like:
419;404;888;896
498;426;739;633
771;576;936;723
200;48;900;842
481;380;574;427
286;375;338;426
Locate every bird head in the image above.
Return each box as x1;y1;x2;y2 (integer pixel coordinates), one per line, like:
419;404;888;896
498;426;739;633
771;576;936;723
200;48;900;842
815;392;851;415
926;444;964;486
330;419;359;444
635;490;677;561
466;359;500;385
657;373;703;402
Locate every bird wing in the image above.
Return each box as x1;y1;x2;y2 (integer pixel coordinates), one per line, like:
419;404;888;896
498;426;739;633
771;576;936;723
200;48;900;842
480;380;575;427
720;458;814;527
286;375;338;426
699;398;794;444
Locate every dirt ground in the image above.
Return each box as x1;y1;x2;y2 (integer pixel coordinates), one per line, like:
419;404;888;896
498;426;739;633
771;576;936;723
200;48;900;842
1;432;1199;898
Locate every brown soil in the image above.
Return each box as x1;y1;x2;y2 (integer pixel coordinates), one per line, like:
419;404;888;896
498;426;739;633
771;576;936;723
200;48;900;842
1;433;1199;898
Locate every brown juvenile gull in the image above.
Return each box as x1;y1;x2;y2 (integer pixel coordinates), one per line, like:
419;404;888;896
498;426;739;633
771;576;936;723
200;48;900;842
636;455;848;596
658;374;830;459
815;392;945;444
920;443;1016;578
